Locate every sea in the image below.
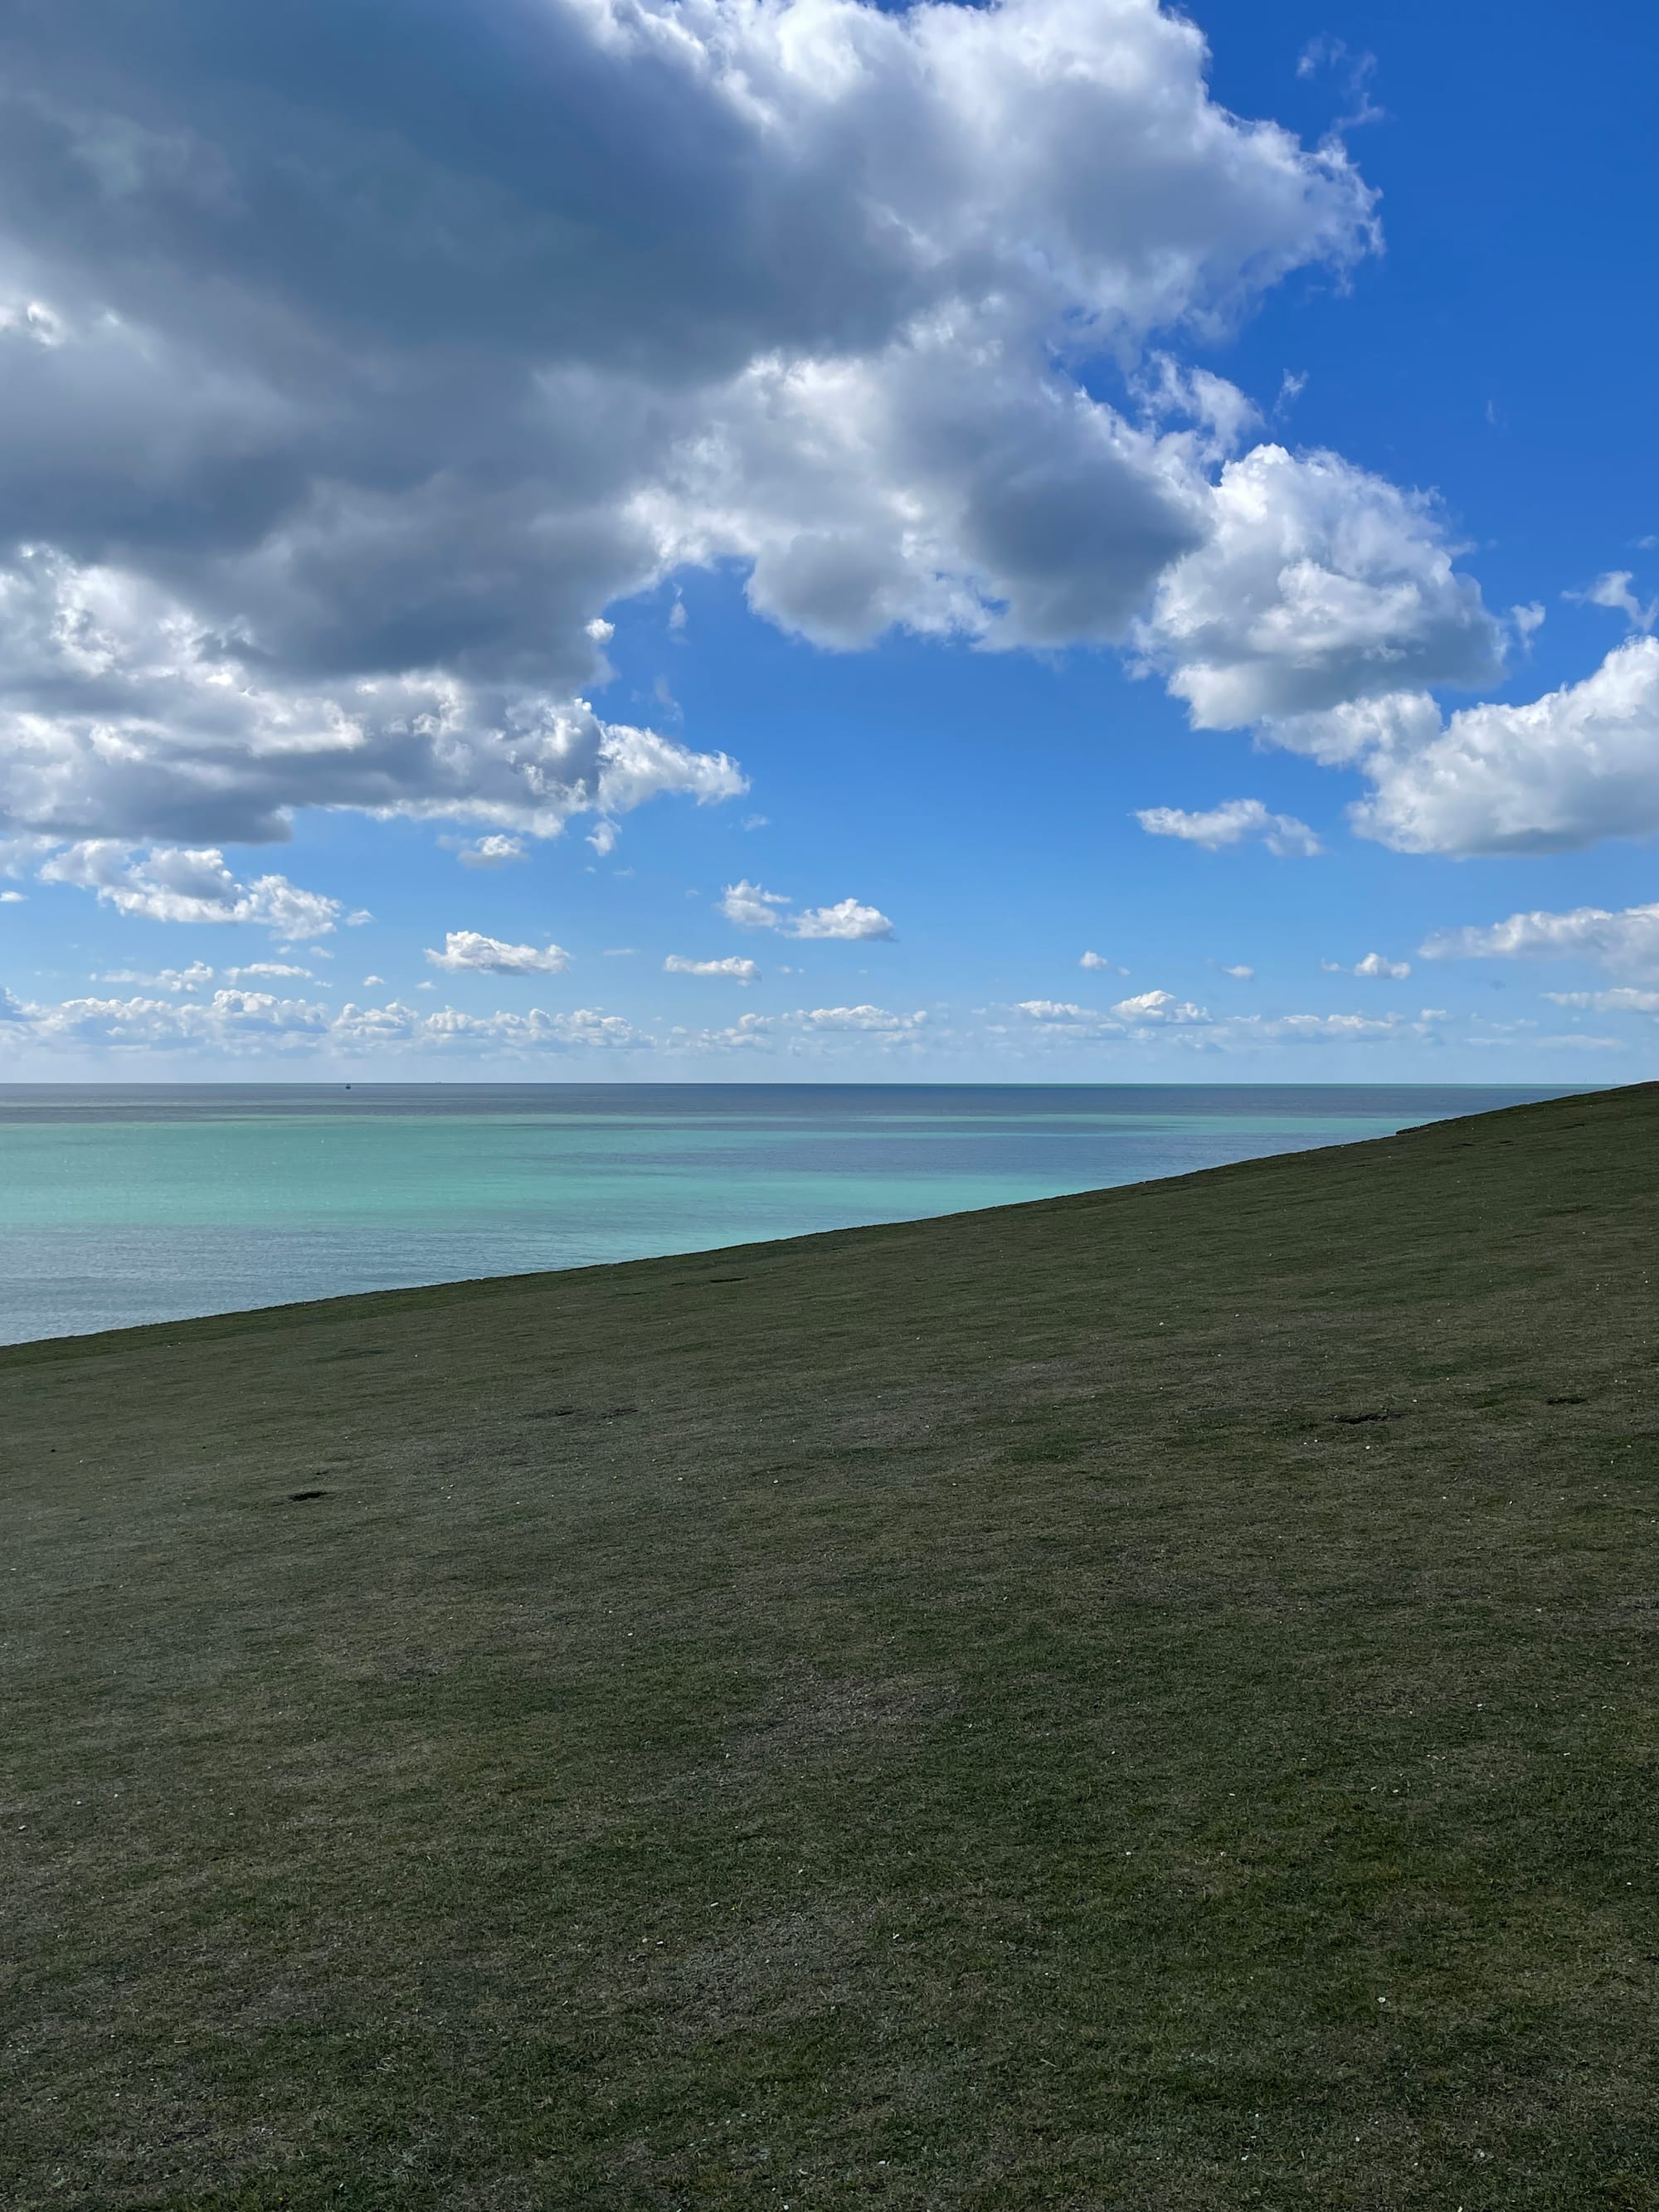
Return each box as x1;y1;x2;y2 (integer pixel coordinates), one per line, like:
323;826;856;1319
0;1083;1574;1345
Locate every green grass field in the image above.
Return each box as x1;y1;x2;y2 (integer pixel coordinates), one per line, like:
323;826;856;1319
3;1083;1657;2210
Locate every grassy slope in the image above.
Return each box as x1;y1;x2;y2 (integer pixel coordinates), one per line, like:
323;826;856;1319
2;1084;1657;2210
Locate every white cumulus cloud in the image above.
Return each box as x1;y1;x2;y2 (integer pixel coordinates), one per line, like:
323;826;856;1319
1013;989;1209;1033
1135;798;1322;856
38;842;344;937
719;880;792;929
1322;952;1410;979
791;1004;926;1033
1008;994;1420;1050
1138;444;1501;726
790;898;895;941
96;960;217;993
1238;1011;1403;1043
1121;447;1659;863
1111;989;1211;1024
1318;636;1659;855
664;955;761;983
1422;898;1659;974
666;1012;775;1053
0;552;747;848
1017;999;1103;1025
455;835;528;869
719;880;894;939
426;931;572;975
1570;571;1656;632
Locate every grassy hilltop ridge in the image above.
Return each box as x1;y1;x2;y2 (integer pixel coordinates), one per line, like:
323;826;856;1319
3;1083;1657;2209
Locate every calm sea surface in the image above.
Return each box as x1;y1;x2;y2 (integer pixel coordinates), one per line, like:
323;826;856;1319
0;1083;1574;1344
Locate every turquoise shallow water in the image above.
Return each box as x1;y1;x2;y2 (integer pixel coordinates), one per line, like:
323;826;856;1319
0;1082;1574;1344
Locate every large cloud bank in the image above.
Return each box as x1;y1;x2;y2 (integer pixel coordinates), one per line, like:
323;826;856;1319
0;0;1383;862
3;0;1637;873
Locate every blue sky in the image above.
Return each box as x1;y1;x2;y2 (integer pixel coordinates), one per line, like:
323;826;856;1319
0;0;1655;1078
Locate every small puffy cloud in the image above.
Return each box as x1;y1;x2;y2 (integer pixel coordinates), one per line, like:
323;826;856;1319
1544;988;1659;1014
454;834;527;869
720;879;791;929
790;898;894;941
1511;601;1546;647
233;962;313;980
1135;356;1262;464
1111;989;1210;1024
362;974;386;987
1080;950;1127;973
667;1012;775;1053
1422;898;1659;974
1321;952;1410;979
1138;445;1501;727
791;1004;926;1033
97;961;217;993
1569;571;1656;632
584;619;615;644
0;889;23;903
671;1005;922;1048
39;843;343;938
1136;799;1322;857
1221;963;1253;980
1017;999;1101;1024
720;881;895;939
426;931;572;975
1241;1011;1403;1043
664;955;761;984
